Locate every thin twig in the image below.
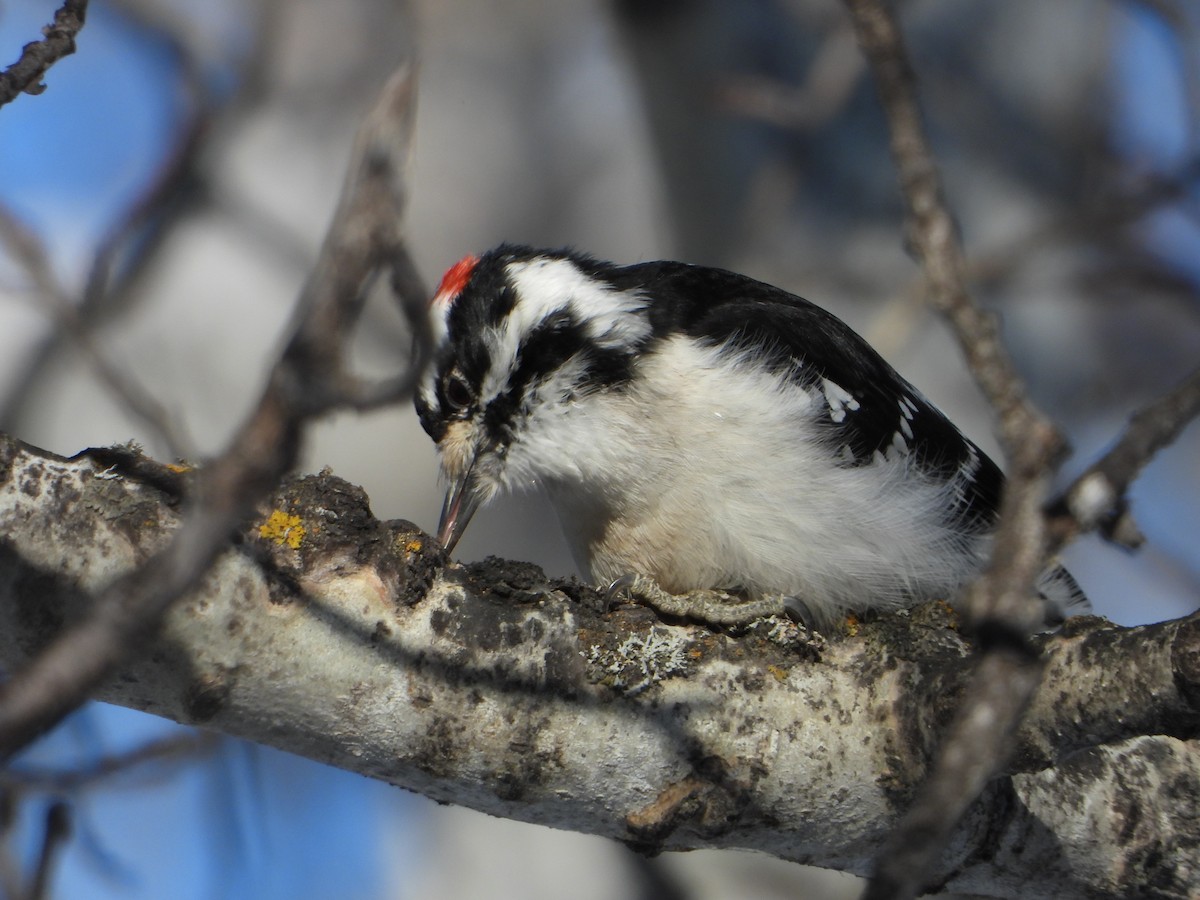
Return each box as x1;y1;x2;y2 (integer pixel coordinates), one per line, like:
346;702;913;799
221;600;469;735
0;204;195;455
843;4;1057;454
27;802;69;900
1051;365;1200;546
847;0;1200;893
0;1;237;445
0;790;19;900
0;0;89;109
842;1;1063;897
719;20;863;130
867;154;1200;355
1;732;219;792
0;65;425;760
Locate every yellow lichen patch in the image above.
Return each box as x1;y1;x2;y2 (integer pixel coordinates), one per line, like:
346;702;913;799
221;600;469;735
845;613;860;637
259;510;305;549
935;599;960;629
767;664;789;682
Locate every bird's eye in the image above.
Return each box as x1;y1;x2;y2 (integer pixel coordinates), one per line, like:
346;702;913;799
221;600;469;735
443;371;473;412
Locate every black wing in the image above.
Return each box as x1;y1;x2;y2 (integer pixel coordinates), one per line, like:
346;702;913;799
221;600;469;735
609;261;1003;532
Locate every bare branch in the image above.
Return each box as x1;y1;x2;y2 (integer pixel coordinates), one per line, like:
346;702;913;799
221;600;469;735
843;0;1200;887
0;0;89;109
867;154;1200;356
0;437;1197;897
0;65;424;760
1052;365;1200;546
719;21;863;130
27;802;69;900
0;3;257;441
842;1;1069;896
0;203;194;455
2;733;218;793
842;2;1056;455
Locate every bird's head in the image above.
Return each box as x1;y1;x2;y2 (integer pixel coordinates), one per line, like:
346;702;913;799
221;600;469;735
415;244;651;552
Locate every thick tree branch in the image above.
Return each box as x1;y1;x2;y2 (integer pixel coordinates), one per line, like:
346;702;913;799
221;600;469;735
0;65;424;759
0;0;89;109
0;436;1197;898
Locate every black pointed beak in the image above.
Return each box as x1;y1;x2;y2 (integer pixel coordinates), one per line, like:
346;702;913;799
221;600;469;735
436;457;483;554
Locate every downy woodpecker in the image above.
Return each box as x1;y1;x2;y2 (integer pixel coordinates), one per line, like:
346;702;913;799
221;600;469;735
415;245;1087;629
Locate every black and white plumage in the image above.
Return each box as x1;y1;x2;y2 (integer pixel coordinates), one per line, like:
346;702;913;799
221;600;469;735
415;244;1088;628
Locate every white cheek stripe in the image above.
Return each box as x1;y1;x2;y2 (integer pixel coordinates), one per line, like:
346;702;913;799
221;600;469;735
476;257;651;402
418;301;453;410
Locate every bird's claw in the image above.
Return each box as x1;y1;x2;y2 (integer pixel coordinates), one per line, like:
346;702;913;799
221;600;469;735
605;574;790;628
605;574;642;608
781;596;819;631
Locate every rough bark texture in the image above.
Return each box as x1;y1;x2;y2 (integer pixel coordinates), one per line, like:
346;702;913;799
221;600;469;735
0;433;1197;897
0;0;89;109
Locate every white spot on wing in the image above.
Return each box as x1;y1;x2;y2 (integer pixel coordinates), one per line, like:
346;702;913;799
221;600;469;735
822;378;860;424
956;444;981;488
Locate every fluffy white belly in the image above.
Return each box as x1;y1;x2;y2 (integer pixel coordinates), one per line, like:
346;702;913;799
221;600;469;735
531;338;985;620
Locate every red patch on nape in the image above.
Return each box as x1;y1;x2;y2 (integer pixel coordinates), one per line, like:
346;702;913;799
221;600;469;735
432;255;479;307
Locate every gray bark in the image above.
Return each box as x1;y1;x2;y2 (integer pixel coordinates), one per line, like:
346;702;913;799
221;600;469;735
0;433;1196;898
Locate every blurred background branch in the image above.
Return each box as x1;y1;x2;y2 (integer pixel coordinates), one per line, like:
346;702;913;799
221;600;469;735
0;201;193;454
0;63;425;760
1053;364;1200;544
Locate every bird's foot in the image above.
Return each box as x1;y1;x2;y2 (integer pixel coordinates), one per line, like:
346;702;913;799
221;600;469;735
605;574;790;628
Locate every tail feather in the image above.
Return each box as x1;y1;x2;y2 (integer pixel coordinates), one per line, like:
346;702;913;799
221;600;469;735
1036;560;1091;628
